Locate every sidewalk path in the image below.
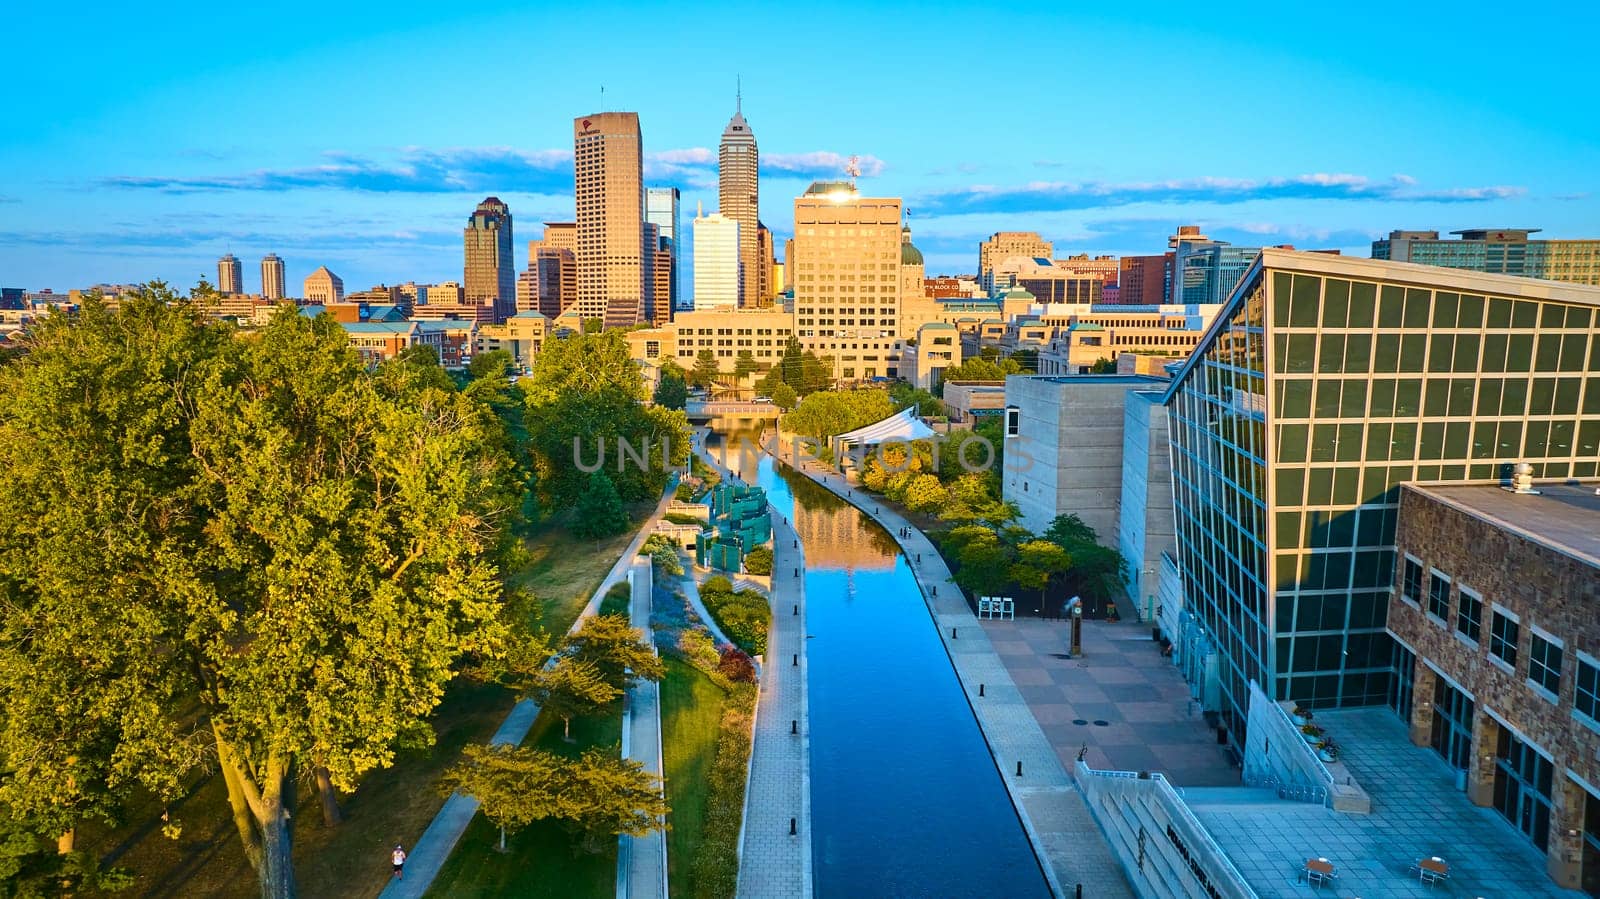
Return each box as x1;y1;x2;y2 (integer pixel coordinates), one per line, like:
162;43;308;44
694;439;813;899
617;556;668;899
776;445;1132;899
379;483;680;899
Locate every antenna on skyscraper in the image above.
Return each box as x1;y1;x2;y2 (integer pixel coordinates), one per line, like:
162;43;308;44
736;75;742;114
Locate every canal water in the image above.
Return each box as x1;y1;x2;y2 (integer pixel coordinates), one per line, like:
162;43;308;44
707;429;1049;898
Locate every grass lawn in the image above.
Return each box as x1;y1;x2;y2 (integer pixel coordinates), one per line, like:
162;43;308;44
423;706;623;898
659;657;728;898
70;502;658;899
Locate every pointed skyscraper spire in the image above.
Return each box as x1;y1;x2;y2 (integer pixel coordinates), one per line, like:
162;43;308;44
736;75;742;115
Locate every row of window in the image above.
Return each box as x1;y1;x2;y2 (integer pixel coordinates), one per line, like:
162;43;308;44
1403;557;1574;702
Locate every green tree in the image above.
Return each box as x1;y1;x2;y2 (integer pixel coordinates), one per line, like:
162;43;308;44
653;361;688;410
756;337;832;396
902;473;949;514
691;348;722;389
522;329;642;405
572;470;631;539
742;546;773;575
770;382;797;411
952;534;1014;597
890;381;945;418
561;614;665;690
528;658;622;741
784;389;896;439
1090;356;1118;374
939;356;1023;385
440;744;667;854
468;348;515;381
1041;514;1131;608
0;299;521;898
733;350;760;383
1012;539;1072;594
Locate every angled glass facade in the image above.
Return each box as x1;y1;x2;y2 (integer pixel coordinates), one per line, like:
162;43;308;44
1167;251;1600;742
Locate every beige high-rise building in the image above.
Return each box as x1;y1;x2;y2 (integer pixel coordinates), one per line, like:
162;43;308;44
217;254;243;295
574;112;647;327
527;224;577;318
979;231;1054;293
303;266;344;305
792;181;903;382
693;210;741;311
260;254;286;300
756;223;776;305
719;96;761;308
464;197;515;322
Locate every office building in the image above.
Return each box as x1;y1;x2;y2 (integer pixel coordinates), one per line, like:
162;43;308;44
693;210;741;311
528;223;577;318
646;187;681;310
1373;229;1600;286
979;232;1053;294
303;266;345;305
260;254;286;300
516;267;538;314
1163;249;1600;752
574;112;647;327
756;223;776;306
217;254;243;295
464;196;515;322
719;95;761;308
792;181;903;382
1119;254;1171;305
1387;480;1600;890
650;229;673;324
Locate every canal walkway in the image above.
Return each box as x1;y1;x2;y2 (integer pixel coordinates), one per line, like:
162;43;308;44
695;438;814;899
379;484;679;899
777;447;1133;899
618;556;668;899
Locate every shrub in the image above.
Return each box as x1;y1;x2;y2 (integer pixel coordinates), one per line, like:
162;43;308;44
702;575;734;595
599;581;631;617
743;546;773;576
690;685;756;899
664;511;704;526
675;482;696;502
677;627;722;674
717;646;757;683
700;589;770;656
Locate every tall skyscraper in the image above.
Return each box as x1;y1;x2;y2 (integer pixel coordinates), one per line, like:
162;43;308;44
528;224;578;318
217;254;243;295
260;253;286;300
303;266;344;305
574;112;647;326
719;93;761;308
646;187;681;310
792;182;903;381
464;197;515;322
693;209;741;311
1372;228;1600;285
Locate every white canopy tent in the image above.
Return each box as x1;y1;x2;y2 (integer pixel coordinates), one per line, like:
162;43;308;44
831;406;938;464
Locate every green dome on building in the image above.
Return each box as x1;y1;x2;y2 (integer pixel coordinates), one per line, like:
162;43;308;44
900;224;924;266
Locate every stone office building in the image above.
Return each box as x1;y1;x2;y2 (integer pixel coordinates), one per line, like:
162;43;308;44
1388;480;1600;892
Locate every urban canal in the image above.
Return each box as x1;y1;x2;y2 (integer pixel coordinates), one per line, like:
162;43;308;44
706;428;1049;898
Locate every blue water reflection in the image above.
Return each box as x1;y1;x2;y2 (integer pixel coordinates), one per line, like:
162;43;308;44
721;441;1049;898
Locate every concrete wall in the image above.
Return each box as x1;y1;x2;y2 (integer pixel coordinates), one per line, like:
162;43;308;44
1002;374;1167;539
1118;390;1174;620
1076;762;1259;899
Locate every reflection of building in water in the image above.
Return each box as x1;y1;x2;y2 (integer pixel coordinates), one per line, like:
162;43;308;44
792;500;897;571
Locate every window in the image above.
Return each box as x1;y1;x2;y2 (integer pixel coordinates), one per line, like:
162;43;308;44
1457;588;1483;643
1428;571;1451;622
1402;557;1423;606
1576;656;1600;723
1491;609;1520;669
1529;632;1564;697
1005;406;1020;437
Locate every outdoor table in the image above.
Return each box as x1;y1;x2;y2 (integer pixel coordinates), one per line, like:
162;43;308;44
1412;856;1449;885
1304;857;1336;887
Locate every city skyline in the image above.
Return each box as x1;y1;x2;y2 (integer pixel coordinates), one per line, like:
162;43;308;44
3;3;1597;295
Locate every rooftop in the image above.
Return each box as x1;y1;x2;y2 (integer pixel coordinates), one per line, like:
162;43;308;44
1405;480;1600;568
1030;374;1170;386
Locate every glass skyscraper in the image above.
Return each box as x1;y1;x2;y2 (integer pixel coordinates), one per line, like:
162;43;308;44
1373;229;1600;286
646;186;681;309
1165;249;1600;743
1173;242;1270;305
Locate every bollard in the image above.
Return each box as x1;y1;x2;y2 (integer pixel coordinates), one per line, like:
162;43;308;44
952;627;958;639
793;604;798;616
792;719;798;734
1016;761;1023;777
794;568;799;577
1075;886;1082;899
979;683;985;697
790;817;797;835
792;653;798;667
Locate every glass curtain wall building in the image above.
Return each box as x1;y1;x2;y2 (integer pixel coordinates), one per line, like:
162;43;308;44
1164;249;1600;743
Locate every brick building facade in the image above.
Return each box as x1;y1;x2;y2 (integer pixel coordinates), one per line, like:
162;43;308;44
1388;481;1600;892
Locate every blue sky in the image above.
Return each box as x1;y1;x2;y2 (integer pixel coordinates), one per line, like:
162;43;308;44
3;1;1597;295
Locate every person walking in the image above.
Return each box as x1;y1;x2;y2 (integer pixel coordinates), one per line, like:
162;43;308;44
392;844;407;880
